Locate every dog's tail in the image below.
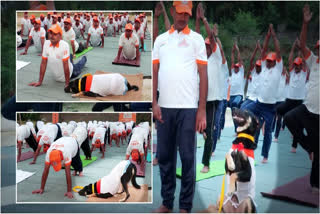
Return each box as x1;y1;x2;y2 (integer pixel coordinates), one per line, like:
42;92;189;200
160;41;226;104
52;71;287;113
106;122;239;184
131;163;141;189
127;82;139;91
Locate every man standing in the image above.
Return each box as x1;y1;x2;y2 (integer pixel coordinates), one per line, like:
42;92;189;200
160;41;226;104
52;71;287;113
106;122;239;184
20;19;46;56
284;4;319;192
152;1;207;212
29;24;87;91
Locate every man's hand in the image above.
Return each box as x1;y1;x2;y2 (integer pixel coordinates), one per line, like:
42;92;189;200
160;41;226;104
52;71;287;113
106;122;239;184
212;23;218;37
270;24;276;38
196;3;205;20
20;51;27;55
152;103;164;123
29;82;42;87
303;4;313;23
196;108;206;133
32;189;44;194
64;191;74;198
64;86;70;93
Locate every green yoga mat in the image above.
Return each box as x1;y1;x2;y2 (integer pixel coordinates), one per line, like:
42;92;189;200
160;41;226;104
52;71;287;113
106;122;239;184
177;160;257;181
176;160;226;181
75;47;93;58
146;152;152;163
70;155;97;170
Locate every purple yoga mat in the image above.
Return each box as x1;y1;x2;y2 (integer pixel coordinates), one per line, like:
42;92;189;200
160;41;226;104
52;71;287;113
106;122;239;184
17;151;45;162
112;54;140;67
153;144;156;153
261;174;319;208
130;160;146;177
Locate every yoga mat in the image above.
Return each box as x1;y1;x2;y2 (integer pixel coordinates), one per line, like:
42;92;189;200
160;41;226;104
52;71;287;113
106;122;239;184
112;54;140;67
146;152;151;163
261;174;319;208
75;47;93;59
130;160;146;177
177;160;226;181
17;151;45;162
87;184;149;202
70;155;97;170
153;144;156;153
79;71;143;101
16;60;31;71
16;169;35;184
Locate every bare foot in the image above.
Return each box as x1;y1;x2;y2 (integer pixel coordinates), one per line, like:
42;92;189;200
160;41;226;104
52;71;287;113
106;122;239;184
200;166;209;173
79;171;83;177
261;158;268;164
291;147;297;153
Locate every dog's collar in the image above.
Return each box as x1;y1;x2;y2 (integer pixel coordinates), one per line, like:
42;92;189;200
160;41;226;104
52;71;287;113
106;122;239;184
78;73;93;92
92;183;95;194
237;133;254;142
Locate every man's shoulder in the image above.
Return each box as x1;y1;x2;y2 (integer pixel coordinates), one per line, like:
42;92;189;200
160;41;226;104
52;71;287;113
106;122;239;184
189;29;205;41
156;31;169;41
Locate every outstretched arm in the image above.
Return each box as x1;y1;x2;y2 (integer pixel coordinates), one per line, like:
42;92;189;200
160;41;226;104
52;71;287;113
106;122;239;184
197;3;216;51
216;37;226;64
231;42;236;68
235;42;243;65
249;41;259;72
289;39;299;71
32;163;50;194
300;4;313;58
270;24;281;61
261;24;272;60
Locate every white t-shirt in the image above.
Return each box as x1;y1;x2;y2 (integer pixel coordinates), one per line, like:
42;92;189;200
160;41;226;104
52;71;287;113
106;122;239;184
17;125;32;142
29;27;46;52
88;26;103;47
83;20;92;35
287;69;307;100
89;74;127;96
99;160;131;195
44;17;52;29
36;121;44;131
26;122;36;137
207;44;223;101
246;68;263;101
126;129;145;156
125;121;134;131
257;59;283;104
45;137;78;166
72;23;83;39
153;27;207;108
276;73;287;102
40;19;46;28
230;65;245;96
42;40;73;82
304;52;319;114
62;124;75;137
119;33;139;60
36;124;49;139
39;124;58;146
62;27;79;52
221;62;229;100
110;123;118;135
21;18;31;37
133;27;144;40
92;127;106;145
106;21;115;36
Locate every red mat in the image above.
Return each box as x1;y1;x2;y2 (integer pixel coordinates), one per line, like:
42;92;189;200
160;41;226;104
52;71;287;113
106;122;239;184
261;174;319;208
112;54;140;67
17;150;45;162
130;159;146;177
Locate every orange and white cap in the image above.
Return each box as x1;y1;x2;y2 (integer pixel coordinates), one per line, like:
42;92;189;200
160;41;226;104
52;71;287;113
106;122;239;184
93;16;99;22
49;150;62;172
293;57;303;65
135;18;141;23
173;0;193;16
125;23;133;31
64;18;72;24
255;59;262;66
48;24;63;35
266;52;276;61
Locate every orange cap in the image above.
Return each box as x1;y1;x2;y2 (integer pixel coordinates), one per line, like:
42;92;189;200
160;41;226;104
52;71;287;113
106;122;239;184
234;63;241;68
49;150;62;172
40;14;45;18
255;60;262;66
64;18;72;24
173;0;193;16
315;40;319;49
51;14;57;18
30;14;36;20
34;19;41;24
125;23;133;31
95;139;101;148
48;12;53;15
131;149;139;161
93;17;99;22
293;57;303;65
134;18;141;23
75;17;80;21
48;24;63;35
205;37;210;45
266;52;276;61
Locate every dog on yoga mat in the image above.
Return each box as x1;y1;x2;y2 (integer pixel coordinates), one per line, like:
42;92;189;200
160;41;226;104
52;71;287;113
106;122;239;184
222;108;258;212
64;73;139;97
78;160;140;202
203;196;256;213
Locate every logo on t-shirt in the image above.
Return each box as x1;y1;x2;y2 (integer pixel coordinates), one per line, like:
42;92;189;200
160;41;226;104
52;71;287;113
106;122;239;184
178;39;189;48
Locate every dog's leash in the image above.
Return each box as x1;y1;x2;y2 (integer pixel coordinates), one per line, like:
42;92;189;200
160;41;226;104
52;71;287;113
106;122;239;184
218;173;226;213
78;73;92;92
73;185;84;193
